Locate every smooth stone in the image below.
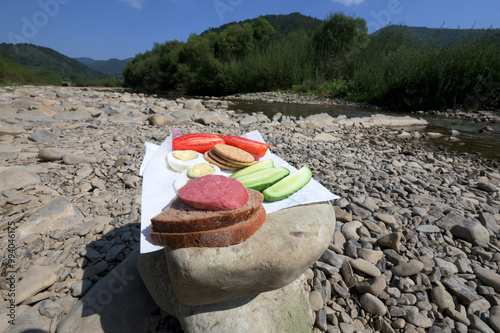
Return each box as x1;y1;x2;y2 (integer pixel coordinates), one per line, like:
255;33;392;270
468;314;495;333
0;123;25;136
359;293;386;316
350;258;381;277
57;249;158;333
436;212;490;243
442;274;479;305
473;266;500;292
62;154;97;165
467;298;491;315
320;249;343;268
183;99;203;111
15;265;59;304
489;306;500;332
434;257;459;275
377;232;402;253
0;169;40;191
38;147;69;161
137;249;313;333
150;114;173;127
477;212;500;234
405;310;433;328
357;248;384;265
415;225;440;233
309;290;324;311
477;181;499;192
444;307;470;326
239;115;258;126
342;220;362;241
376;213;397;224
105;244;127;262
17;196;84;241
431;286;455;310
348;203;370;219
355;276;386;296
391;260;424;277
450;222;490;244
29;129;57;143
340;261;358;288
333;207;352;222
152;203;335;306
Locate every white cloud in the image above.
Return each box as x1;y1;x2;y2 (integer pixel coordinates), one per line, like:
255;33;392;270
331;0;365;6
118;0;146;10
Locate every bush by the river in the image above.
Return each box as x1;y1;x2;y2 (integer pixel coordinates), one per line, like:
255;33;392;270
123;13;500;111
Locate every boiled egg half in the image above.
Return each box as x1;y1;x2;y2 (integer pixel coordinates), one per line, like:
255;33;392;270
166;150;206;172
173;163;222;192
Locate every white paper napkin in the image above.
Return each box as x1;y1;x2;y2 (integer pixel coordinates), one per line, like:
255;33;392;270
139;129;340;253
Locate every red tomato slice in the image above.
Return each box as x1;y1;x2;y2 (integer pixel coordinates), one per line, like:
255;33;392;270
172;133;225;153
223;136;270;159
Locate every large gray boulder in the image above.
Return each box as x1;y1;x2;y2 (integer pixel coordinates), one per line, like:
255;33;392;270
139;202;335;306
137;249;313;333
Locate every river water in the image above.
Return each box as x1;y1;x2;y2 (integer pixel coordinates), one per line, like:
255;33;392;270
230;99;500;160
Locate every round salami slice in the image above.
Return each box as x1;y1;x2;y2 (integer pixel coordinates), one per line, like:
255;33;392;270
178;175;249;211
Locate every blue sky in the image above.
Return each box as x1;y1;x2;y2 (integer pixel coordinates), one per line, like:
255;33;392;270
1;0;498;60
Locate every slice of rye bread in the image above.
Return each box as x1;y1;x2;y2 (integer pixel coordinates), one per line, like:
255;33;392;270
150;205;266;248
213;144;255;164
203;151;240;171
208;149;254;167
151;189;264;233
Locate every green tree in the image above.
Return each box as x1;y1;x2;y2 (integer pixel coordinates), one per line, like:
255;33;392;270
251;17;276;42
313;12;368;56
217;23;254;61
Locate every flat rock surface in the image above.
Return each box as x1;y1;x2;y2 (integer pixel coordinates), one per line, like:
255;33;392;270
138;249;313;333
162;202;336;305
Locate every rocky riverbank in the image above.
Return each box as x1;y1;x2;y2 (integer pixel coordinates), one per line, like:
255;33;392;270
0;85;499;333
226;91;500;124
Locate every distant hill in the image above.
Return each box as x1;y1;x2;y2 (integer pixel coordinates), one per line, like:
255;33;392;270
202;12;323;37
371;25;500;46
0;43;106;78
74;57;133;78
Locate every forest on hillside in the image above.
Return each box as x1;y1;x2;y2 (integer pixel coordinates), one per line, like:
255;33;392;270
124;13;500;111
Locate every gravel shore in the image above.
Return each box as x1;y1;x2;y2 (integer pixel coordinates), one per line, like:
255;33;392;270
0;86;499;333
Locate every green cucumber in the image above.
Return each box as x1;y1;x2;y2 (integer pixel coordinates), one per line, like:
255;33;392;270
230;159;274;179
263;166;312;201
238;166;290;191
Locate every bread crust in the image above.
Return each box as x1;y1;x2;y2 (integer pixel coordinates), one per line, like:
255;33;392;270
150;205;266;248
151;189;263;233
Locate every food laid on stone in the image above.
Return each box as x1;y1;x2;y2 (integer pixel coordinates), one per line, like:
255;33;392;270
230;159;275;178
150;175;266;248
151;131;315;246
234;166;290;191
173;162;222;192
203;143;255;171
222;135;270;159
263;165;313;201
172;133;225;153
166;149;206;172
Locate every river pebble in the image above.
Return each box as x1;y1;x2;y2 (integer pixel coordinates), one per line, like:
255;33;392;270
0;86;499;333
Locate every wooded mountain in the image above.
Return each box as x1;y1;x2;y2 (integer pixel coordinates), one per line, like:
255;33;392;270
74;57;133;78
0;43;107;78
372;25;500;45
202;12;323;37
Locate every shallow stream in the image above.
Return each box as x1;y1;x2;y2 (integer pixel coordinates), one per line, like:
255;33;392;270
230;99;500;160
